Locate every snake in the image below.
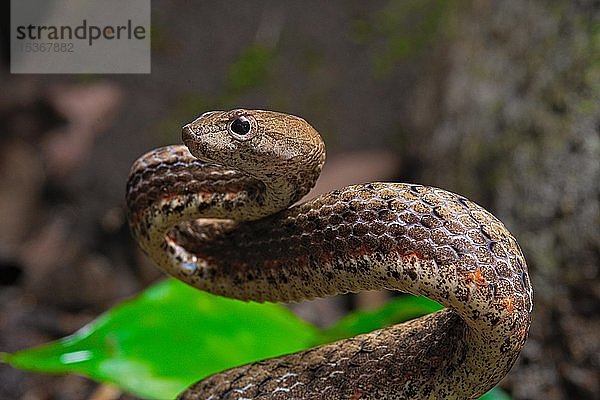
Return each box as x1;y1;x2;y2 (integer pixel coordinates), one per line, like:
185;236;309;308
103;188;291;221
126;109;532;399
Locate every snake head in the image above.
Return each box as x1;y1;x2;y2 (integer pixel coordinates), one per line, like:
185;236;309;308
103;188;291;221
182;109;325;203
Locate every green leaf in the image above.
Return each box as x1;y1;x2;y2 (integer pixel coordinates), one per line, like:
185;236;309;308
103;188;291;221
318;294;443;343
2;279;505;400
480;387;512;400
3;279;319;399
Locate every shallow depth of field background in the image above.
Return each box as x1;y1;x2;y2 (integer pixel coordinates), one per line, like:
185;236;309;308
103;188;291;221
1;1;598;399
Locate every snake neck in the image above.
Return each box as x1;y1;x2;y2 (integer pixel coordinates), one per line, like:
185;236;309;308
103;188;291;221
126;145;318;279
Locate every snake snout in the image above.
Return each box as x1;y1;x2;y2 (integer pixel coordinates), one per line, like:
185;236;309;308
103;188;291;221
181;123;206;159
181;123;195;145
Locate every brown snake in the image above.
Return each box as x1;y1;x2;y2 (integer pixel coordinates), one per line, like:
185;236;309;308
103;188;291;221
126;109;532;399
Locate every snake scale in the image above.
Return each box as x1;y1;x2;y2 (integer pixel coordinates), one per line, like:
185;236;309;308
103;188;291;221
126;109;532;399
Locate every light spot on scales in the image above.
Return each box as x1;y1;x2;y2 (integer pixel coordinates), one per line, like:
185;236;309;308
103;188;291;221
165;235;200;275
223;191;244;201
233;383;255;394
273;382;305;393
276;372;298;382
181;258;198;274
269;372;304;394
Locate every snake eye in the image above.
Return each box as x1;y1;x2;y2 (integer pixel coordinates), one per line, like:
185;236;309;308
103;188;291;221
229;116;252;136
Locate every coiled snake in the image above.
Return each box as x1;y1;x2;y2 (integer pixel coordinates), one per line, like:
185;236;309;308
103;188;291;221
126;109;532;399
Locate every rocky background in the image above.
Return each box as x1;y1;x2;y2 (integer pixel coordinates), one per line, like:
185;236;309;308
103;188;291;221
0;1;598;399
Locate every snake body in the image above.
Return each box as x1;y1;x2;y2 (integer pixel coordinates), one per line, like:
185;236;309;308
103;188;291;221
126;109;532;399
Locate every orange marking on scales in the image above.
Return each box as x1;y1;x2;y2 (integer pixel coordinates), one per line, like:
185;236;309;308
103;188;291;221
402;250;424;260
503;296;515;314
354;245;371;257
319;251;335;264
350;390;365;400
465;267;487;286
223;191;244;200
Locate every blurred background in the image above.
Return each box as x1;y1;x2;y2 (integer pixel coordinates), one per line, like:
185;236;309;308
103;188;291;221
0;1;598;399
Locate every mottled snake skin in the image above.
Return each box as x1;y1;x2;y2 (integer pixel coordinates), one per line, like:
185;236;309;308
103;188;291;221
126;109;532;399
